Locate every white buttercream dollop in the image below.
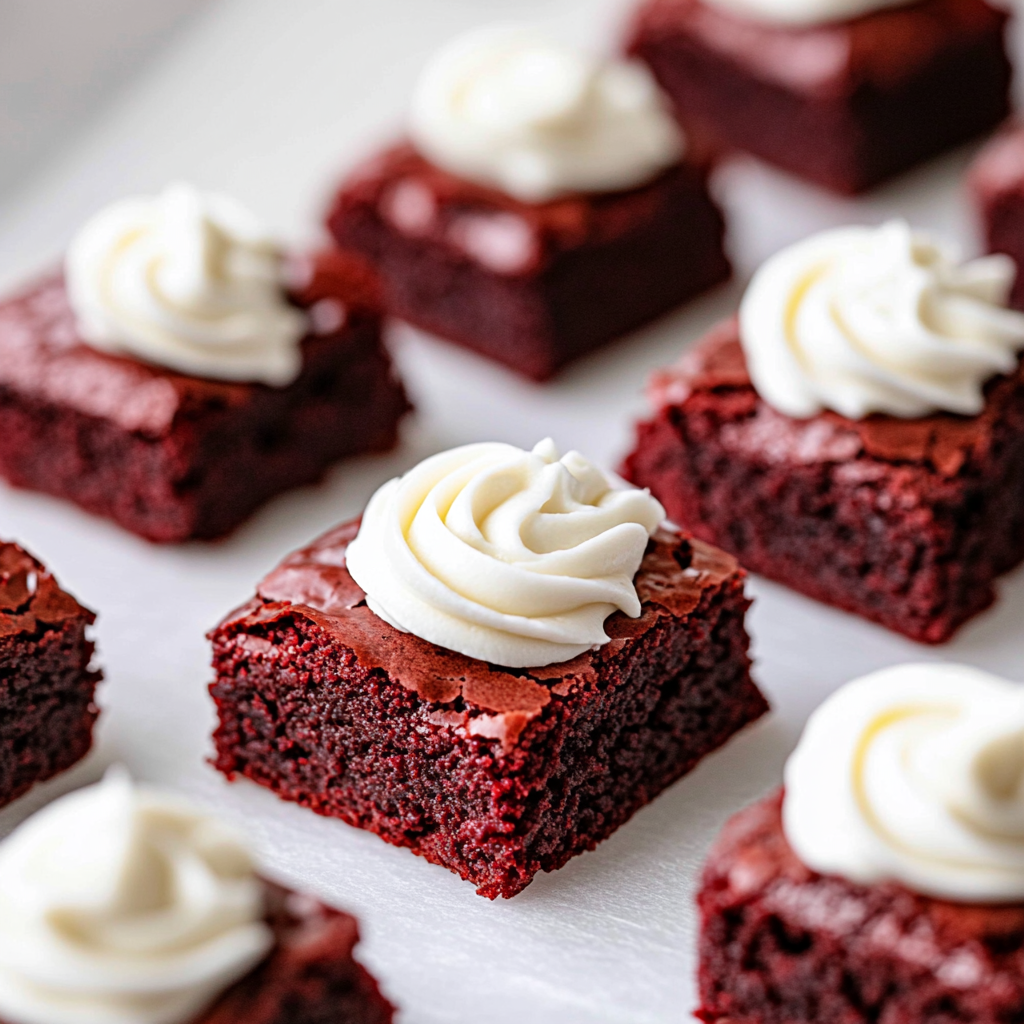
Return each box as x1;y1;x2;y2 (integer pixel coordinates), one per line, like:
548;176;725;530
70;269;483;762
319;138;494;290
699;0;913;27
409;25;684;204
66;183;307;385
740;221;1024;420
345;439;666;668
784;664;1024;903
0;770;274;1024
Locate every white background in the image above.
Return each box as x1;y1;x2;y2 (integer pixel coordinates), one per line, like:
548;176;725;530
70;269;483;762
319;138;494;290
0;2;1022;1021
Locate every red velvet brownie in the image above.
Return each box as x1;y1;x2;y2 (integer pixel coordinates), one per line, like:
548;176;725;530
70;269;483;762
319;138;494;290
698;664;1024;1023
209;517;766;898
0;772;395;1024
327;27;729;381
200;885;393;1024
0;541;100;808
627;0;1013;195
0;191;410;543
624;320;1024;642
698;791;1024;1024
328;146;729;381
971;124;1024;311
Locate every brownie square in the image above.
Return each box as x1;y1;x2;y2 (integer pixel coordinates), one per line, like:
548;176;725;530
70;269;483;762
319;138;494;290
326;144;730;381
199;884;393;1024
697;790;1024;1023
623;320;1024;643
627;0;1013;195
208;518;766;899
0;541;100;808
0;251;410;543
971;124;1024;312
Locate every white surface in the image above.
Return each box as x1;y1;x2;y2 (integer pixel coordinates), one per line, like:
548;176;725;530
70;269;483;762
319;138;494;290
0;2;1021;1022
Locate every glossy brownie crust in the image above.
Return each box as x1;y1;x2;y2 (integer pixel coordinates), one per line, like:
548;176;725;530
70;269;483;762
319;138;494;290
0;542;100;808
971;125;1024;311
698;791;1024;1023
623;320;1024;643
326;145;730;381
627;0;1012;195
209;519;766;899
0;252;410;543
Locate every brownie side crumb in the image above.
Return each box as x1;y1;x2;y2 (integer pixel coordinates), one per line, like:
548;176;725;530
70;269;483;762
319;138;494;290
0;543;100;808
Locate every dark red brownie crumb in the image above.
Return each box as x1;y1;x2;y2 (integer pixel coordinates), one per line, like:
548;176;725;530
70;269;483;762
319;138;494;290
971;124;1024;312
623;320;1024;643
0;250;411;543
174;883;393;1024
326;144;730;381
627;0;1013;195
0;542;100;808
698;791;1024;1023
208;519;766;899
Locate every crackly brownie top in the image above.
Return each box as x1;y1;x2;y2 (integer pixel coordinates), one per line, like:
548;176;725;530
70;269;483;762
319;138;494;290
0;541;91;639
705;791;1024;977
648;318;1024;477
629;0;1007;95
0;249;381;439
218;517;739;747
331;143;706;277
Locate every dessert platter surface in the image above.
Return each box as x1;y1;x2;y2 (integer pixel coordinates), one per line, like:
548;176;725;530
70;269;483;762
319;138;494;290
0;0;1021;1022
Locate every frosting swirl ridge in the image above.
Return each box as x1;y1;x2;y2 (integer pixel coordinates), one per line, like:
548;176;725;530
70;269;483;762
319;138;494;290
740;221;1024;420
409;25;683;203
345;439;665;667
0;770;273;1024
784;664;1024;903
66;183;307;385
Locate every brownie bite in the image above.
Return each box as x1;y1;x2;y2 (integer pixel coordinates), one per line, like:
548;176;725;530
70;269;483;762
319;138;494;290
0;187;410;543
0;772;395;1024
327;27;729;381
0;541;100;808
698;664;1024;1023
972;124;1024;311
209;441;766;898
625;222;1024;643
627;0;1013;195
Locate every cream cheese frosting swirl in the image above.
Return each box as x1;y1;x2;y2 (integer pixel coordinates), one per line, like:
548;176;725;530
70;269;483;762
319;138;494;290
699;0;914;27
784;664;1024;903
345;439;666;668
409;25;684;203
0;770;273;1024
66;183;307;385
740;221;1024;420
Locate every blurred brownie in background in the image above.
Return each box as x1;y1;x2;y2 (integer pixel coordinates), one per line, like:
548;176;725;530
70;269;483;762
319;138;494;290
328;26;729;381
972;124;1024;311
627;0;1013;195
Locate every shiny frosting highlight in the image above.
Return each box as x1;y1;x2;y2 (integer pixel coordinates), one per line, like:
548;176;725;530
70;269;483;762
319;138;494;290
66;183;307;385
409;25;683;203
345;439;666;668
740;221;1024;420
784;664;1024;903
0;771;273;1024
